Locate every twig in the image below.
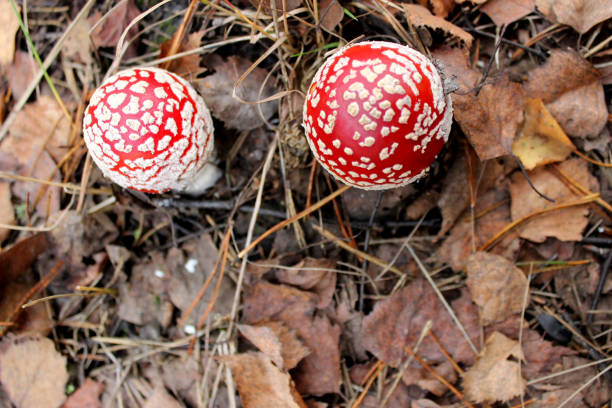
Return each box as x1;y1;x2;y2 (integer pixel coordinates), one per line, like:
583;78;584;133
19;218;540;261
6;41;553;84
513;154;555;202
314;225;404;277
237;185;351;258
588;249;612;324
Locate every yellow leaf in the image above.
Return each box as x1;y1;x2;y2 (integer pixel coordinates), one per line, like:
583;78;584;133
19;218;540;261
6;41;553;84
512;98;575;170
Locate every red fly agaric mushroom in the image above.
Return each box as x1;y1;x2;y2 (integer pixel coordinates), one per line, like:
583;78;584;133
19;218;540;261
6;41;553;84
303;41;453;189
83;67;219;194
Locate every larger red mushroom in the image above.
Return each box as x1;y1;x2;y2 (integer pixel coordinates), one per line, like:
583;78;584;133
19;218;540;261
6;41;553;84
83;67;216;193
303;41;453;189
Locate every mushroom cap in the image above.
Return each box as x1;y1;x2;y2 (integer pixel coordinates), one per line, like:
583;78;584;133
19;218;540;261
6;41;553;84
303;41;453;190
83;67;214;193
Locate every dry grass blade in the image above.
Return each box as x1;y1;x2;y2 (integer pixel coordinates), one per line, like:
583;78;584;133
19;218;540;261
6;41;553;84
237;184;351;258
313;225;404;276
553;164;612;213
406;244;479;354
558;363;612;408
177;226;230;328
351;360;384;408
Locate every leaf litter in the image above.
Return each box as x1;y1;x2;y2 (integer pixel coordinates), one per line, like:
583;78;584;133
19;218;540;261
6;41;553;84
0;1;611;407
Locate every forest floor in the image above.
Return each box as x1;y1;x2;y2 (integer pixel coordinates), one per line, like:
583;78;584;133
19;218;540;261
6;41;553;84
0;0;611;407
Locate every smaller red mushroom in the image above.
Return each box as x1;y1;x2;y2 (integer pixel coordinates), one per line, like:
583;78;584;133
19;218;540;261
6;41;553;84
83;67;219;194
302;41;453;189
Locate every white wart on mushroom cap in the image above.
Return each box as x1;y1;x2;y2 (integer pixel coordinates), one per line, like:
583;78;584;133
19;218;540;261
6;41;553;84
82;67;214;193
303;41;453;190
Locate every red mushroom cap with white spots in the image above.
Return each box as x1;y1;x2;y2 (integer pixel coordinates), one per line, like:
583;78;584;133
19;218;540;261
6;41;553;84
83;67;214;193
303;41;452;190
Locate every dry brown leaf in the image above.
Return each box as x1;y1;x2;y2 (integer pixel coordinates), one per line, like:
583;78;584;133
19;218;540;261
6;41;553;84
1;95;69;215
242;281;342;395
143;386;181;408
512;98;575;170
0;233;51;286
167;233;233;322
481;0;535;26
275;257;336;309
62;16;92;64
457;74;523;160
436;186;520;271
0;334;68;408
524;49;607;138
0;182;14;242
7;51;36;101
466;251;528;325
88;0;140;48
61;378;104;408
361;280;479;367
402;360;457;397
219;352;307;408
238;321;310;370
434;47;523;160
291;315;341;396
462;331;526;403
520;328;574;380
0;0;19;68
509;158;598;242
196;55;279;131
403;5;473;47
319;0;343;32
430;0;455;17
2;95;71;164
161;354;207;407
159;31;205;78
535;0;612;33
435;155;509;239
544;356;611;407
